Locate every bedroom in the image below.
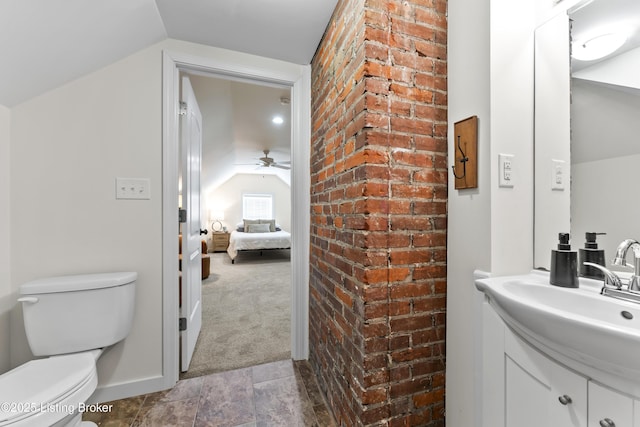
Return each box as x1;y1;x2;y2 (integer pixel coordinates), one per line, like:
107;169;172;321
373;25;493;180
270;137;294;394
181;73;293;378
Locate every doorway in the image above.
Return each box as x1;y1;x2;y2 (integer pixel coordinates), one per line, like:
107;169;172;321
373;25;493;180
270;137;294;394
161;50;311;388
181;73;294;378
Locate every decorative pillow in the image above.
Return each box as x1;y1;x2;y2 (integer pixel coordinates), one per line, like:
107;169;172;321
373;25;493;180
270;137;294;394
259;219;276;232
247;223;271;233
236;222;245;232
243;219;261;231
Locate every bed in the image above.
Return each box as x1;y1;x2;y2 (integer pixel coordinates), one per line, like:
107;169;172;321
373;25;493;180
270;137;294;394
227;220;291;263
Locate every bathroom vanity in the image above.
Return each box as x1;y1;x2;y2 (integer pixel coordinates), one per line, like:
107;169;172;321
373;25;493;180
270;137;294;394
476;272;640;427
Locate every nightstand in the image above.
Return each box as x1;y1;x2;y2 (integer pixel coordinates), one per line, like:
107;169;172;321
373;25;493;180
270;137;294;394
211;231;230;252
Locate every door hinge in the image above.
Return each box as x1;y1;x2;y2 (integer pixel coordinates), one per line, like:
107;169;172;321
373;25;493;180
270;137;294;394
179;102;187;116
179;317;187;331
179;208;187;223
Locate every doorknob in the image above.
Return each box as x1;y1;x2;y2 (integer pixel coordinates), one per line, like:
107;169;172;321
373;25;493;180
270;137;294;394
200;229;208;235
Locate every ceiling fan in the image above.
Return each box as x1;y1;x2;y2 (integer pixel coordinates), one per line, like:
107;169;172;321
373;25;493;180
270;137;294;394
257;149;291;170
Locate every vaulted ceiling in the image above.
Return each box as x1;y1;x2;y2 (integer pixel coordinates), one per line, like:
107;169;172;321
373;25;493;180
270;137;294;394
1;0;338;192
0;0;338;107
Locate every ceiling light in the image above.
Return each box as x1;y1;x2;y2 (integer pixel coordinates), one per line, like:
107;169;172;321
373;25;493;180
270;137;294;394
272;116;284;125
572;32;627;61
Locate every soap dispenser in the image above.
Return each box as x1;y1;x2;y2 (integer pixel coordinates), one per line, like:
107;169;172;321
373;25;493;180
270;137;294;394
550;232;578;288
579;232;606;280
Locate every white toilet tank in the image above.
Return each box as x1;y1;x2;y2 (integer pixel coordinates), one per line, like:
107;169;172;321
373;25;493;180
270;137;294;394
19;272;136;356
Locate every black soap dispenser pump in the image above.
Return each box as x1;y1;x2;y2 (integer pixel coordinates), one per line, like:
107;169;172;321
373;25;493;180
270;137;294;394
579;232;606;280
550;233;578;288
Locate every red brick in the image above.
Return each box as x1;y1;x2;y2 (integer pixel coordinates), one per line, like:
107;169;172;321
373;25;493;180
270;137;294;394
310;0;447;425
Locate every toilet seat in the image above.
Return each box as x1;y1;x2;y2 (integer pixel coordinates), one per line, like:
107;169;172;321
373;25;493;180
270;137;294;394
0;352;97;426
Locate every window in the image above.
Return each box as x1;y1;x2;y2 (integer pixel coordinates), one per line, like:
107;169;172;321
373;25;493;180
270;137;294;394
242;194;273;219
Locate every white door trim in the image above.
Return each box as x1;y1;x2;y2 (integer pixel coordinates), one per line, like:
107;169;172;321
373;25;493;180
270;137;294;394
161;50;310;388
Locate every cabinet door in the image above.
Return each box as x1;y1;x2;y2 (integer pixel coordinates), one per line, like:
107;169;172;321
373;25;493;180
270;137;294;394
549;361;587;426
504;327;587;427
505;355;551;427
589;381;633;427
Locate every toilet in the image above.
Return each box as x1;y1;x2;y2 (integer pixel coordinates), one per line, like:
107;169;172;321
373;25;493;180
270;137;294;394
0;272;136;427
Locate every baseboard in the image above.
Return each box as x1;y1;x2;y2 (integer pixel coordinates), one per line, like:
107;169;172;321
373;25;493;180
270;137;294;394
88;375;174;404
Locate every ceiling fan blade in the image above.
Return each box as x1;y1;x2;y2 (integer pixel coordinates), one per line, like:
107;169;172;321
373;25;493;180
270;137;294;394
272;164;291;170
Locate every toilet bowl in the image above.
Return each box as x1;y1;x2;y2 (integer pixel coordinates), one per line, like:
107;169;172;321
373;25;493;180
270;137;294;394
0;351;99;427
0;272;136;427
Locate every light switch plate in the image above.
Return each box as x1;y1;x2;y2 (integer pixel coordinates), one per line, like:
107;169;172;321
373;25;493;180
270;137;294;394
498;154;514;188
116;178;151;200
551;159;565;191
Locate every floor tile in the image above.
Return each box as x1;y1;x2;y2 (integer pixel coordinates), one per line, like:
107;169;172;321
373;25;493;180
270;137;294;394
254;375;317;426
252;359;295;384
195;368;256;427
134;397;199;427
83;359;335;427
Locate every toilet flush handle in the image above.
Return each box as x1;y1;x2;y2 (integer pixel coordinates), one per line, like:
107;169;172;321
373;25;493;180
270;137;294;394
17;297;38;304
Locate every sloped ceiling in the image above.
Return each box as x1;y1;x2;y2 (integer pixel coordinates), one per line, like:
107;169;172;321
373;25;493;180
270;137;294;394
0;0;338;107
1;0;338;193
189;75;292;196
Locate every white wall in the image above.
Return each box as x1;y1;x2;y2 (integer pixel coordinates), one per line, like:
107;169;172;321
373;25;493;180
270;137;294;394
8;38;305;400
447;0;596;424
573;154;640;264
571;80;640;260
446;0;492;424
10;42;164;386
205;173;291;235
0;105;11;373
447;0;540;424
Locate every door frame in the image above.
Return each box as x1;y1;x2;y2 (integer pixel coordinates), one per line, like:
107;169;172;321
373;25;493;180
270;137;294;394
161;50;311;387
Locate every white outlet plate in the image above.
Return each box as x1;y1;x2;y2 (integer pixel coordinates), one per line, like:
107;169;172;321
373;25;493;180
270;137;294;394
116;178;151;200
498;154;514;188
551;159;565;191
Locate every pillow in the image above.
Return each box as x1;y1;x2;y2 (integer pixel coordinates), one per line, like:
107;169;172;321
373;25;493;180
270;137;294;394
259;219;276;232
243;219;260;231
236;222;245;232
247;223;271;233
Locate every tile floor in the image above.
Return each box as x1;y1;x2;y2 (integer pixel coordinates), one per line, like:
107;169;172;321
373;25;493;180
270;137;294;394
82;359;336;426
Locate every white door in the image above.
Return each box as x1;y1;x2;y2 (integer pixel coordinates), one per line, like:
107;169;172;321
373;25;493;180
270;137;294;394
180;76;203;372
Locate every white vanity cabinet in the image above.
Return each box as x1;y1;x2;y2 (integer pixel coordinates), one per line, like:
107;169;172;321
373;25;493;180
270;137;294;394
588;381;633;427
503;318;587;427
481;298;640;427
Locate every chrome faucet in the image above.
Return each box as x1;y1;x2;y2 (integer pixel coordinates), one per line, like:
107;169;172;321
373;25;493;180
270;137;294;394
612;239;640;292
583;262;623;292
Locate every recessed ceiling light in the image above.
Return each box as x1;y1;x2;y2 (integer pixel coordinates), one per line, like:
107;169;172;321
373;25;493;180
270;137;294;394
572;32;627;61
272;116;284;125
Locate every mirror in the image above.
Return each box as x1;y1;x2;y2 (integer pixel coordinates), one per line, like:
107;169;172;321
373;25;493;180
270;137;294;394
534;0;640;270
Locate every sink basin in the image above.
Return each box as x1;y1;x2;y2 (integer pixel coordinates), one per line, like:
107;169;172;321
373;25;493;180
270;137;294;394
476;271;640;380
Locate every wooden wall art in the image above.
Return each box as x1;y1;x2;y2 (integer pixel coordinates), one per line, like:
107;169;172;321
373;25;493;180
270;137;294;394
452;115;478;190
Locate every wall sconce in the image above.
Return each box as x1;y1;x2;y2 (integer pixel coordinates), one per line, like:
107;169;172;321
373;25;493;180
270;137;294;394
210;211;225;232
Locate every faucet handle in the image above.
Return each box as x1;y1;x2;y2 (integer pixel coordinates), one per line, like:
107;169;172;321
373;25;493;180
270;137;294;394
583;262;623;290
629;276;640;292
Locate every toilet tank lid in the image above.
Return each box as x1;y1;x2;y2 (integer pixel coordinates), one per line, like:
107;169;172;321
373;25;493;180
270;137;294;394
20;272;137;295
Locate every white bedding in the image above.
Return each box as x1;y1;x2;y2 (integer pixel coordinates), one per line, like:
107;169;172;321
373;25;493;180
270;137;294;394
227;230;291;262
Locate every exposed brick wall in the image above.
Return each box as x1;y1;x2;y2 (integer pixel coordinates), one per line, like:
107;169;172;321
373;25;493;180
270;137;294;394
309;0;448;425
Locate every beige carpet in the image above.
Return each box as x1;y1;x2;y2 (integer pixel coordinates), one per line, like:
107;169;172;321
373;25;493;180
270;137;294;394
180;250;291;379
